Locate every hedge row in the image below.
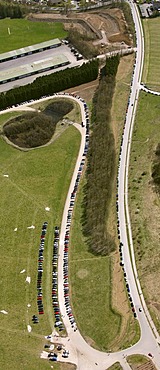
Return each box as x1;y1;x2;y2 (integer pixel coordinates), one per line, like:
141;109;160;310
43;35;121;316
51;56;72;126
0;2;23;18
0;59;99;111
83;55;120;256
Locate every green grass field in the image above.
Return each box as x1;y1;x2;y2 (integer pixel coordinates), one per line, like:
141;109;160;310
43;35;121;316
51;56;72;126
69;174;140;351
128;91;160;332
107;363;123;370
142;18;160;91
69;177;121;351
0;112;80;369
0;18;67;53
127;354;154;369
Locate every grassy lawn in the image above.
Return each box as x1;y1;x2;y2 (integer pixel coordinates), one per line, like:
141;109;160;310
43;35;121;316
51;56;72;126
0;18;67;53
128;91;160;332
109;54;140;348
68;54;140;351
69;177;121;351
0;112;80;369
107;363;123;370
142;18;160;91
0;112;22;129
127;354;156;370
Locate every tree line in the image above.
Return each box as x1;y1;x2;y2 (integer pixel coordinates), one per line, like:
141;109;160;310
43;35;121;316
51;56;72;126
68;29;98;59
0;2;23;18
83;55;120;256
0;59;99;110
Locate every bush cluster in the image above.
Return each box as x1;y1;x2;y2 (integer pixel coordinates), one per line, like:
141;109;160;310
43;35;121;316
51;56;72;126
83;56;119;256
152;143;160;189
0;60;99;111
0;2;23;18
3;99;74;148
68;29;99;59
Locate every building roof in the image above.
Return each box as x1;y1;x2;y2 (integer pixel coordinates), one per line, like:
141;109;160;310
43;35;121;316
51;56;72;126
0;54;69;83
0;38;61;62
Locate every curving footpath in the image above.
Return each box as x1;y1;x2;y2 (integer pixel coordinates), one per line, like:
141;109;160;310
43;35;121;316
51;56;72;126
140;84;160;96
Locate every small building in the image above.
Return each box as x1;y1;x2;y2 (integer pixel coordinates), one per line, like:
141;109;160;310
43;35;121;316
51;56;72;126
0;38;61;63
0;54;70;85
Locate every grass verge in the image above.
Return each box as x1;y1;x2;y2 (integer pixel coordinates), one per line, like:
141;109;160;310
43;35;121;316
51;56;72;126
70;177;121;351
107;363;123;370
127;354;157;370
142;18;160;91
128;90;160;332
0;112;80;369
0;18;67;52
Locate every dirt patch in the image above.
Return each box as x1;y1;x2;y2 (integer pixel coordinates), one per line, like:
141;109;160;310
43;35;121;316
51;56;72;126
136;364;156;370
65;79;99;102
77;269;88;279
59;363;77;370
84;336;97;348
152;302;160;311
129;360;156;370
110;252;136;350
29;8;132;56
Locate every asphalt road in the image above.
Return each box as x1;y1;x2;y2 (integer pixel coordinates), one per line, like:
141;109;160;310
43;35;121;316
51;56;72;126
117;0;160;366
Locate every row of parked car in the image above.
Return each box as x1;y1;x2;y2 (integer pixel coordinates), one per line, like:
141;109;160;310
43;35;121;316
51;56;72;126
62;39;83;61
70;45;83;61
37;221;48;315
52;226;65;332
59;94;90;330
48;349;69;362
116;51;138;319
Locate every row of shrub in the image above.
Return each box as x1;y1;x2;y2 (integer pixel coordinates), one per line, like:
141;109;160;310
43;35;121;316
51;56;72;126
0;2;24;18
83;55;120;256
0;59;99;111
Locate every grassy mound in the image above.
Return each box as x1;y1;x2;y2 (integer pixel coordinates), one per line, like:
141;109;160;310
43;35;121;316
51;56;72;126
3;100;74;148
